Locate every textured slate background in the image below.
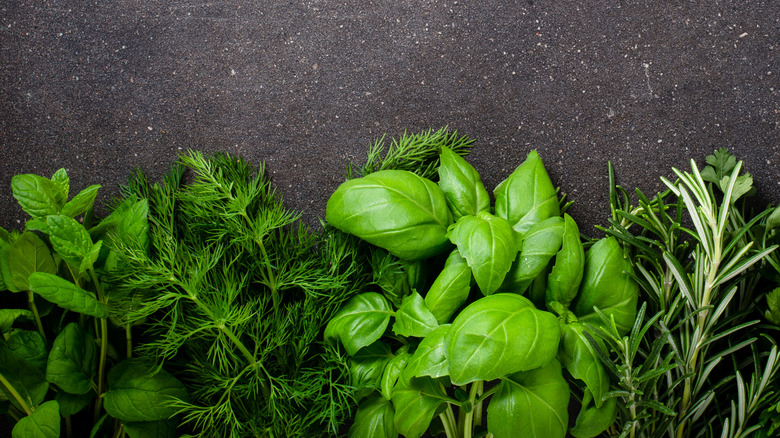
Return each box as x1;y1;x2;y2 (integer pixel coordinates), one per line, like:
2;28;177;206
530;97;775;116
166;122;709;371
1;1;779;235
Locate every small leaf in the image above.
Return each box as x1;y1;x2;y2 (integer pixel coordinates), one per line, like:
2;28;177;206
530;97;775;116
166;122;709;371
570;390;617;438
765;288;780;325
405;324;450;379
103;359;188;422
447;212;520;295
424;249;472;324
559;323;609;407
0;309;34;333
546;214;584;307
393;292;438;338
447;293;560;385
46;215;94;268
350;342;393;398
494;150;560;234
46;323;97;395
500;216;564;294
50;168;69;206
79;241;103;275
8;232;57;291
325;292;393;356
349;395;398;438
437;146;490;220
28;272;108;318
60;185;101;218
381;346;411;400
391;373;446;438
11;400;60;438
11;174;61;219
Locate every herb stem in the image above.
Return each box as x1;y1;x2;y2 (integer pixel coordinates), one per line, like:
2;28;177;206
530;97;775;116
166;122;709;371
27;290;46;340
94;316;108;422
125;324;132;358
0;371;33;416
440;404;458;438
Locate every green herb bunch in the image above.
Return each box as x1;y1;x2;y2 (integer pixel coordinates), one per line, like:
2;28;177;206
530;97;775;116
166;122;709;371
106;151;368;437
595;148;780;437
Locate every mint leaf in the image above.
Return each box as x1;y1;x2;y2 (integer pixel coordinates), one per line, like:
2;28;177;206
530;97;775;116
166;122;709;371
11;400;60;438
11;175;61;219
766;288;780;325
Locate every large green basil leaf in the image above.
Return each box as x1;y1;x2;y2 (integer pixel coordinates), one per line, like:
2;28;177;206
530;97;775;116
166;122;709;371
437;146;490;220
60;185;101;218
46;215;94;269
11;174;62;219
572;237;639;335
499;216;564;294
11;400;60;438
350;342;393;399
447;294;560;385
391;373;446;438
8;232;57;292
487;359;569;438
28;273;108;318
559;323;609;408
405;324;450;379
447;212;519;296
493;150;560;234
46;322;97;395
349;394;398;438
325;292;393;356
424;250;472;324
103;359;188;422
393;292;438;338
570;389;617;438
326;170;453;261
381;346;411;400
546;214;584;307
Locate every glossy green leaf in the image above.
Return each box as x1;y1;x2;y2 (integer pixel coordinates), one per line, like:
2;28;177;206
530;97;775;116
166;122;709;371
0;309;34;333
559;323;609;407
6;330;48;373
766;288;780;325
500;216;564;294
103;359;188;422
393;292;438;338
46;323;96;395
493;150;560;234
437;146;490;220
0;239;16;292
391;373;446;438
11;174;61;219
79;241;103;275
8;232;57;291
50;168;69;206
447;293;560;385
424;249;472;324
55;390;93;417
546;214;584;307
350;342;393;398
46;214;94;268
570;390;617;438
487;359;570;438
349;394;398;438
381;346;411;400
405;324;450;379
28;273;108;318
325;292;393;356
326;170;453;261
118;198;150;251
572;237;639;335
447;212;519;295
60;185;101;218
122;419;177;438
11;400;60;438
0;333;49;411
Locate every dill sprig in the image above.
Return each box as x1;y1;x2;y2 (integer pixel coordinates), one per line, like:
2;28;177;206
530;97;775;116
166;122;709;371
106;151;367;437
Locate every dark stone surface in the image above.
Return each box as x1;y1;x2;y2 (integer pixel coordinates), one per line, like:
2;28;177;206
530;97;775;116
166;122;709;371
2;1;780;234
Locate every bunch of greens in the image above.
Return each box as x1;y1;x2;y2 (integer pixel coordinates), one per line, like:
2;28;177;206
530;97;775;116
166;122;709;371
0;168;188;438
594;148;780;437
105;151;370;437
324;144;639;438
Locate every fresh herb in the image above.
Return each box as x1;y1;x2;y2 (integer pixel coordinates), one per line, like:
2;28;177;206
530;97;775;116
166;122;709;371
0;168;187;438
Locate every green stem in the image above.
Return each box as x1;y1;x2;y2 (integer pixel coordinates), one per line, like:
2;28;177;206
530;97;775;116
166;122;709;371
0;371;33;416
125;325;132;358
440;404;458;438
93;316;108;422
27;290;46;340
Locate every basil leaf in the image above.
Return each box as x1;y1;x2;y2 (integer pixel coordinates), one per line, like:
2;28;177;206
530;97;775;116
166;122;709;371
487;359;570;438
572;237;639;335
381;346;411;400
8;232;57;292
349;394;397;438
559;323;609;408
60;184;101;218
46;214;94;269
11;400;60;438
391;374;446;438
325;292;393;356
437;146;490;220
46;323;97;395
447;212;519;296
494;150;560;234
499;216;564;294
447;293;560;385
0;309;34;333
326;170;453;261
424;249;472;324
11;174;62;219
103;359;188;422
350;342;393;400
405;324;450;379
28;272;108;318
393;292;438;338
570;389;618;438
546;214;585;307
122;419;177;438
